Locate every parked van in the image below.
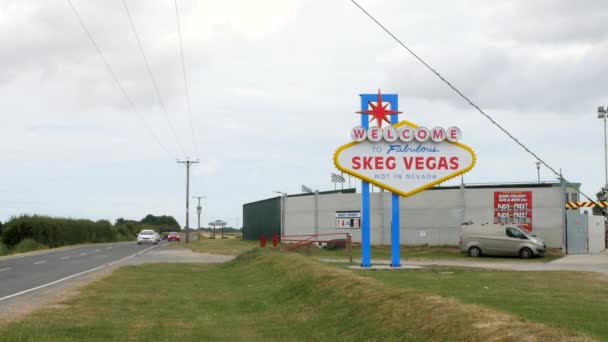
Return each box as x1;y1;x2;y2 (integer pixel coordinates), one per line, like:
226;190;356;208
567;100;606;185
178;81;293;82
459;224;546;259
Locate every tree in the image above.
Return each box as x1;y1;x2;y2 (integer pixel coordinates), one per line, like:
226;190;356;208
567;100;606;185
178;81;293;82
593;187;608;217
0;220;3;236
140;214;181;231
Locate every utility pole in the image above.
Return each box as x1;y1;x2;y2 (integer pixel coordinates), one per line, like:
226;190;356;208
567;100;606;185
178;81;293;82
177;158;199;244
193;196;206;240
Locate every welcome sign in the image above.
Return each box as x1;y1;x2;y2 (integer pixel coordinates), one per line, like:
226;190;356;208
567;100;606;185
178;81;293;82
334;92;476;197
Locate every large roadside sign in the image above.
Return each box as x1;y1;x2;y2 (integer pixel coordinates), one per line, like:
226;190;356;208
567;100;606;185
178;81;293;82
334;120;476;197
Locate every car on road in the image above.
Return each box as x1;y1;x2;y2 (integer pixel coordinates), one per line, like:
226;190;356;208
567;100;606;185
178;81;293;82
167;232;181;242
459;224;546;259
137;230;161;244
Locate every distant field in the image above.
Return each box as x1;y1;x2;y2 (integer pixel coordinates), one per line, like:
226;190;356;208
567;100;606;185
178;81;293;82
0;249;596;341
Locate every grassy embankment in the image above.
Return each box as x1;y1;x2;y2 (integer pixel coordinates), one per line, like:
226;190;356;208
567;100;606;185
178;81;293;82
0;240;601;341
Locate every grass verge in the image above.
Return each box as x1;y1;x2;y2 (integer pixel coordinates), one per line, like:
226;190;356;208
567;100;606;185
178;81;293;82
292;244;564;262
0;249;593;341
358;266;608;340
176;237;258;256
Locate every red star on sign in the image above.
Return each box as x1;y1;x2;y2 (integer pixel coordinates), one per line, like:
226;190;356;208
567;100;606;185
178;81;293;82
356;89;402;128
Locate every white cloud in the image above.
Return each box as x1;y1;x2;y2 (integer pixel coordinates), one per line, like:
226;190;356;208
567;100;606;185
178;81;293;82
0;0;606;226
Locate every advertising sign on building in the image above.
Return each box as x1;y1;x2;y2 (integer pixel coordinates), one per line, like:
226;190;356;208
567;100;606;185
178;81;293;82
493;191;533;231
336;211;361;229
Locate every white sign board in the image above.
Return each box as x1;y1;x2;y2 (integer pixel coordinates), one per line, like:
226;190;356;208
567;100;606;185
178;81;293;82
334;120;475;197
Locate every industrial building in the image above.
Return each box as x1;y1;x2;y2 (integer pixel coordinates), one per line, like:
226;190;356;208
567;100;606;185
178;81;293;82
243;181;606;253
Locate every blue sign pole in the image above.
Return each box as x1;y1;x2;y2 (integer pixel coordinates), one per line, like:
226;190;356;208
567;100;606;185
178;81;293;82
359;95;371;267
389;97;401;267
359;93;399;268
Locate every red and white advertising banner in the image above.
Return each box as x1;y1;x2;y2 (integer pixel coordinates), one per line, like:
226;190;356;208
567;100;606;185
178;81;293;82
493;191;533;231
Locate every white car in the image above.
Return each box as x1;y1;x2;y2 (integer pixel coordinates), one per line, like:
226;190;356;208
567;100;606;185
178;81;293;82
137;230;160;244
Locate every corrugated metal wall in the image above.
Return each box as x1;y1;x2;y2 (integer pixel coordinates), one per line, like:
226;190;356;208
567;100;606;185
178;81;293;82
242;197;280;240
280;184;570;248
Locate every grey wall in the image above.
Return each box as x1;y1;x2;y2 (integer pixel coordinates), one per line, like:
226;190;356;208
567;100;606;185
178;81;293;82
284;186;566;248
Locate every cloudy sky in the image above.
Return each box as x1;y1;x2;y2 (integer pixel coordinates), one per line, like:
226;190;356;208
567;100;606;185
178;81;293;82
1;0;607;227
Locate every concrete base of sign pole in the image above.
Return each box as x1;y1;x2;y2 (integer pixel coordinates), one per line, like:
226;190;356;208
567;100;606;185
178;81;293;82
391;263;402;268
349;265;422;270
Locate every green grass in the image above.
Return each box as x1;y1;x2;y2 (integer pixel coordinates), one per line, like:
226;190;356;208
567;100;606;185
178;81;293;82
0;249;592;341
294;244;564;263
0;239;49;256
181;238;563;263
177;237;258;255
358;266;608;340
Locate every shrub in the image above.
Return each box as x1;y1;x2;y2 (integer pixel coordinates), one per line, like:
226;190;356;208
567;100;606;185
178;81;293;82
12;239;46;254
0;242;9;256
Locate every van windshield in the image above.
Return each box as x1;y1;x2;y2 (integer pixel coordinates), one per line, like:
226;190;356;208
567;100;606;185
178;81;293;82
506;227;527;239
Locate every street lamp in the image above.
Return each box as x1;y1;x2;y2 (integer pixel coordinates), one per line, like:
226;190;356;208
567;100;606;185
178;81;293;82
535;161;541;184
598;106;608;187
273;191;287;237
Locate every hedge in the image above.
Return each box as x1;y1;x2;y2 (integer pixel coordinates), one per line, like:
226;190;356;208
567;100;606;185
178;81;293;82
1;215;148;248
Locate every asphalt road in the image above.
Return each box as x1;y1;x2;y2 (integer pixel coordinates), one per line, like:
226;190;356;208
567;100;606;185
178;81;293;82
0;241;168;301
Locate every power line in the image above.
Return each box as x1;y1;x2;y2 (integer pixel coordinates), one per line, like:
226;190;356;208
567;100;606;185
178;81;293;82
350;0;595;203
65;0;174;159
174;0;199;158
120;0;188;158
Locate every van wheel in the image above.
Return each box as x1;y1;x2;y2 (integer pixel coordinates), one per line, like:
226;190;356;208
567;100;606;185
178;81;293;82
519;247;532;259
468;246;481;257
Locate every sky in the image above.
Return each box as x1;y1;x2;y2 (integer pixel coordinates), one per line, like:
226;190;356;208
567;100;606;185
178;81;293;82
1;0;607;228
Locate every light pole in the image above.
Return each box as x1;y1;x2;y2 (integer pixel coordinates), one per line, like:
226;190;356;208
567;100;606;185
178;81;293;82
535;161;541;184
193;196;206;239
273;191;287;238
598;106;608;187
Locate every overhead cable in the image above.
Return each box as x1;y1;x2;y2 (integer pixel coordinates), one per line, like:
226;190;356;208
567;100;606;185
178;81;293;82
350;0;594;202
174;0;199;158
121;0;188;158
66;0;174;159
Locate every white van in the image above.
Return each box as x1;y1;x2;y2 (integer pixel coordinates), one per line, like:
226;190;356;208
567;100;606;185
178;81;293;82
459;224;546;259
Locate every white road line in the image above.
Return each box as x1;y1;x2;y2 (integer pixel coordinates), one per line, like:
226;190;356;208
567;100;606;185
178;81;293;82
60;257;70;260
80;253;87;256
34;261;47;265
95;250;101;252
0;245;162;302
0;268;12;272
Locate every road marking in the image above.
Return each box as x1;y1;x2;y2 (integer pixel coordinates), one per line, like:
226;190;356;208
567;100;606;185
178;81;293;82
80;253;87;256
0;245;162;302
107;245;162;266
60;257;70;260
95;250;101;252
34;261;47;265
0;268;11;272
0;242;132;261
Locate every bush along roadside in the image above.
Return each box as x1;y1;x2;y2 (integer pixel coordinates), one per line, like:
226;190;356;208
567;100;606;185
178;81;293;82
0;215;158;256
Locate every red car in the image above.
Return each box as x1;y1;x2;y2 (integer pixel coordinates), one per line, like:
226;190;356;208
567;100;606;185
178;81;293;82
167;232;181;242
